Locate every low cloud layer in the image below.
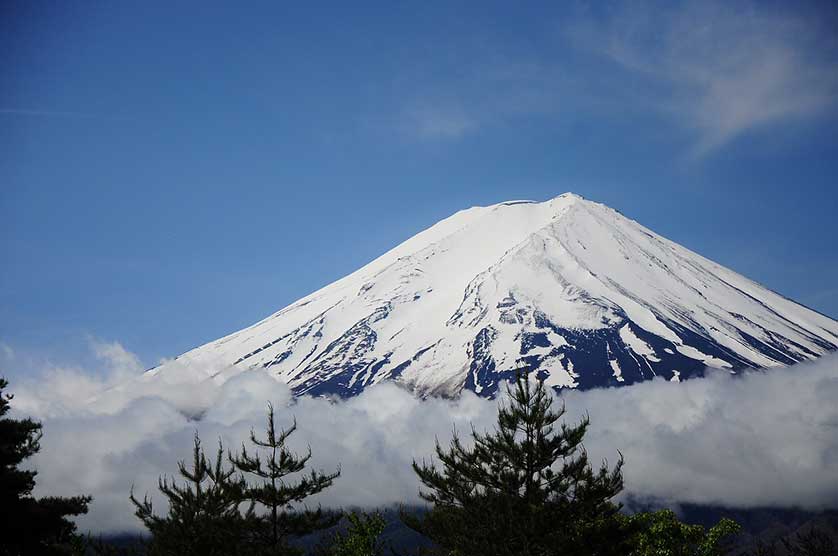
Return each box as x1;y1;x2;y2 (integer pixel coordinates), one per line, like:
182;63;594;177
4;342;838;533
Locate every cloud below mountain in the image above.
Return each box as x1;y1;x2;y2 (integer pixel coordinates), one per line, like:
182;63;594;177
6;341;838;533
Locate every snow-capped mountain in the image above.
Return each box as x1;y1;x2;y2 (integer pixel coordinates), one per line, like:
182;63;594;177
147;193;838;398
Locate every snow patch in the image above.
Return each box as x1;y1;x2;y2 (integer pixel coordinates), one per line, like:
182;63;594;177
543;355;578;388
675;344;733;369
619;324;661;362
609;359;625;382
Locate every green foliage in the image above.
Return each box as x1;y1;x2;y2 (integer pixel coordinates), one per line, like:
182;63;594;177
130;433;252;556
0;377;91;556
405;371;633;556
230;403;342;554
624;509;740;556
318;511;387;556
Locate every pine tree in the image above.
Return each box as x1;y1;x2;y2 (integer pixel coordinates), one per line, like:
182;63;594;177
0;377;91;556
230;403;341;555
130;433;251;556
405;371;633;556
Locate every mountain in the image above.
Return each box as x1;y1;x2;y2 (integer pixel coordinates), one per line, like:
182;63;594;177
147;193;838;398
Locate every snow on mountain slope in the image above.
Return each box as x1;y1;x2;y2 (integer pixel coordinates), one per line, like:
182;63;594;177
146;193;838;398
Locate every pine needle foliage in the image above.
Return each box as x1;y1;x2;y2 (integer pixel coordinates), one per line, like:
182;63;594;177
130;433;251;556
230;403;341;555
0;377;91;556
405;371;633;556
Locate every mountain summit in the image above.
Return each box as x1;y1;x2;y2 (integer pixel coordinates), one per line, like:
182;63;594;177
149;194;838;397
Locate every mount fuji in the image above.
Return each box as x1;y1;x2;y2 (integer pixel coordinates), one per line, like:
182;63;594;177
146;193;838;398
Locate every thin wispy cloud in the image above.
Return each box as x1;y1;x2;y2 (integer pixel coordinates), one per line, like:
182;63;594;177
403;105;478;140
395;2;838;157
563;1;838;157
0;108;134;121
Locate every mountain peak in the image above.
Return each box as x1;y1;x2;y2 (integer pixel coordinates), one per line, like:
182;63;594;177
553;191;585;201
147;195;838;398
485;192;586;211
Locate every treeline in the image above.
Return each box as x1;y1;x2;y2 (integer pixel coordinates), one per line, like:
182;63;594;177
1;375;835;556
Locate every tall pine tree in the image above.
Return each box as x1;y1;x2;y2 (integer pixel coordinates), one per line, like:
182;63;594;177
405;371;634;556
0;377;91;556
130;433;251;556
230;403;341;555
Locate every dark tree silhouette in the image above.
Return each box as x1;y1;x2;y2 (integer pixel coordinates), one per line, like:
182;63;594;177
0;377;91;555
742;525;837;556
782;527;837;556
130;433;251;556
405;371;633;556
230;403;341;555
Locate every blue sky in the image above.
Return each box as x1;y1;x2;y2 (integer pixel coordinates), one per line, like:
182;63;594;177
2;1;837;372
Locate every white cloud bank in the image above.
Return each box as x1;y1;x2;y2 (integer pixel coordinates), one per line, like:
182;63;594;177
5;341;838;533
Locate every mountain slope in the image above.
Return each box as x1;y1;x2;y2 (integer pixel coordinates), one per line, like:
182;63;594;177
147;193;838;397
